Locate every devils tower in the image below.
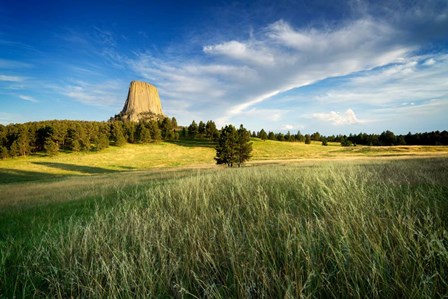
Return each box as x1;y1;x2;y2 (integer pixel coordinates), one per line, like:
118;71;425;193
118;81;165;122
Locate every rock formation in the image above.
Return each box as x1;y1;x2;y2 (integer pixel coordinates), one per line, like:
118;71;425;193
118;81;165;122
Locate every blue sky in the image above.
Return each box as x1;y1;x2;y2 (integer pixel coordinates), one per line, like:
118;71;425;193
0;0;447;135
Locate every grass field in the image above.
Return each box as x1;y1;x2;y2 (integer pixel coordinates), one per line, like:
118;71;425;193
1;139;447;184
1;140;448;297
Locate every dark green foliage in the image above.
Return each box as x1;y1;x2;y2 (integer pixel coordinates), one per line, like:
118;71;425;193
305;134;311;144
205;120;219;140
268;131;276;140
236;125;252;166
149;121;161;142
0;145;8;159
136;122;151;143
311;131;321;141
198;121;206;137
379;130;396;146
215;125;237;167
9;140;20;157
258;129;267;140
322;138;328;146
215;124;252;167
95;133;110;150
111;122;126;146
160;118;175;140
340;137;353;147
124;122;136;143
44;138;59;156
188;120;199;139
276;132;284;141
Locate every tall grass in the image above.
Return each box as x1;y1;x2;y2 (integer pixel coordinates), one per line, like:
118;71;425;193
1;159;447;298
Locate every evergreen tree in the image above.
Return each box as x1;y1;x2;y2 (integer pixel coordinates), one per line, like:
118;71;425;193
305;134;311;144
198;121;206;137
150;121;161;142
9;141;20;157
136;122;151;143
268;131;276;140
188;120;199;139
16;127;31;156
205;120;219;140
111;122;126;146
236;125;252;167
295;130;304;142
171;117;178;128
181;127;187;139
258;129;268;140
160;118;174;140
71;139;81;152
96;133;110;150
0;146;8;159
215;124;252;167
215;125;237;167
44;138;59;156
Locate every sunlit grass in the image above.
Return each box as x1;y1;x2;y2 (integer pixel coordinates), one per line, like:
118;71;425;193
1;159;447;297
1;140;447;181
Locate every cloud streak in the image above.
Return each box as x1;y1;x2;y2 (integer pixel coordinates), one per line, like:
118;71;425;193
123;7;446;127
18;95;38;103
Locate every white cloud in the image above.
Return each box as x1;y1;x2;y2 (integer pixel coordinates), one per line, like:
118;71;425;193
203;40;274;66
18;95;38;103
56;80;126;107
0;75;24;82
121;6;447;128
313;109;362;125
281;124;294;130
313;54;448;106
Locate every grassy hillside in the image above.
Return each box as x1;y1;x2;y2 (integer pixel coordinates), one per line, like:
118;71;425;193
1;159;447;297
1;139;447;184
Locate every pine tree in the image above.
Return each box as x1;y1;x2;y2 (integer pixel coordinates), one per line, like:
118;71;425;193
215;125;238;167
150;121;161;142
44;137;59;156
96;133;110;150
205;120;219;140
198;121;206;137
236;125;252;167
215;124;252;167
111;122;126;146
305;134;311;144
0;146;8;159
188;120;198;139
16;127;31;156
136;122;151;143
258;129;268;140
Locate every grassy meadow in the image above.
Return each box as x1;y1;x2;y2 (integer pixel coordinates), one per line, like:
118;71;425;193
1;140;448;297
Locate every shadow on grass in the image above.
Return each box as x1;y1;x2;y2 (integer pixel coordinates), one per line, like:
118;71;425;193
0;169;64;184
167;138;216;148
32;162;119;174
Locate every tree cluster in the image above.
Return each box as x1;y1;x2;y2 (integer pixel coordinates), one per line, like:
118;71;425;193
0;117;180;158
215;124;252;167
252;128;448;146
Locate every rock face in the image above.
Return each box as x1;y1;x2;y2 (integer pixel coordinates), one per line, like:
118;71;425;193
119;81;165;122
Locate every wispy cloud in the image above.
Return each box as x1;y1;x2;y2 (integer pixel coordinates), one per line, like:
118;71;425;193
56;79;127;108
0;74;24;82
123;7;447;127
18;95;38;103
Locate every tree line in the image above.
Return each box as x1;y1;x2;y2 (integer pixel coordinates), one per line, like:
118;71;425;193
0;118;183;158
1;117;446;160
251;129;448;146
